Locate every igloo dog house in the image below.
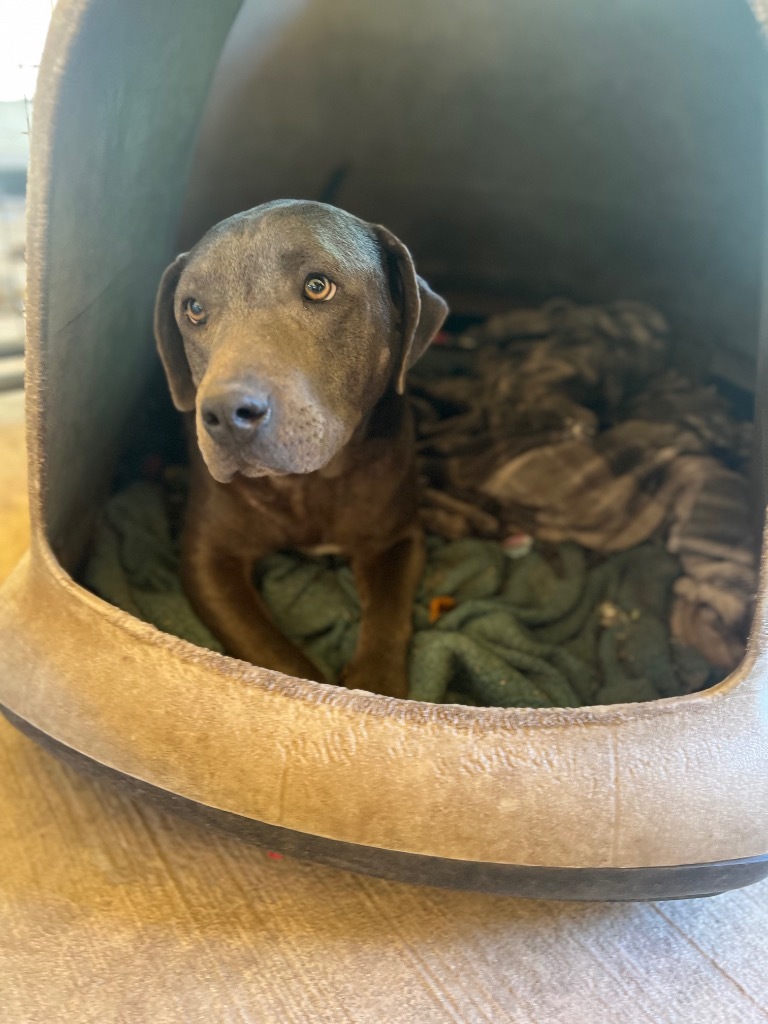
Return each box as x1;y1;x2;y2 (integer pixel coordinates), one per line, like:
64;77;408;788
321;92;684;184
1;0;768;900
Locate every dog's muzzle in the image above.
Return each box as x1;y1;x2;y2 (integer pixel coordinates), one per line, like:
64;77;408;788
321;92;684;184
195;376;350;481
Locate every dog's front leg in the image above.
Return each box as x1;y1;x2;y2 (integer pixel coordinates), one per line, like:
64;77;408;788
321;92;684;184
342;529;426;699
182;535;324;682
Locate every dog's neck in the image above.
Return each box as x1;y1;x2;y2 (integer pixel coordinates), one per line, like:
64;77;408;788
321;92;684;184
316;386;409;480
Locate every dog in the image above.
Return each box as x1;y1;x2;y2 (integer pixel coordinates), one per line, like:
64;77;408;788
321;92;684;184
154;200;448;697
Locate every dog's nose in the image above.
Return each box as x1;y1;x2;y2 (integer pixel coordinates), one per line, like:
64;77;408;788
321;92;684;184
201;389;270;442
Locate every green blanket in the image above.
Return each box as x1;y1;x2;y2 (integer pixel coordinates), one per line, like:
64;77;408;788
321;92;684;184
83;477;720;707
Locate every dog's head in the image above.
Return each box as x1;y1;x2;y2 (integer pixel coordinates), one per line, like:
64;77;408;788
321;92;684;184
154;200;448;483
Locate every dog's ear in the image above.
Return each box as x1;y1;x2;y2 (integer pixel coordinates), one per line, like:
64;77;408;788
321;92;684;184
154;253;196;412
371;224;449;394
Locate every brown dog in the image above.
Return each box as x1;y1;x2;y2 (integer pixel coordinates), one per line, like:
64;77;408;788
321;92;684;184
154;200;448;697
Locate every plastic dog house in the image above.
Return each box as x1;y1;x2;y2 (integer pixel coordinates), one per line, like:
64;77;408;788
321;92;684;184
1;0;768;900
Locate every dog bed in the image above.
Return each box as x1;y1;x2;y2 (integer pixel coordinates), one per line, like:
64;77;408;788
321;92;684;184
83;300;749;709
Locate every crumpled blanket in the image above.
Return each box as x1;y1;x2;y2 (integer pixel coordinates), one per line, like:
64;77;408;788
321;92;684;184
413;300;756;670
83;478;720;708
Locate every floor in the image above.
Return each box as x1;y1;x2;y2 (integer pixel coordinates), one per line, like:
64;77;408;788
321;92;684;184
1;393;768;1023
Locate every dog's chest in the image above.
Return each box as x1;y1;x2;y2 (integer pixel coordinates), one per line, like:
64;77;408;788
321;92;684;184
227;440;412;554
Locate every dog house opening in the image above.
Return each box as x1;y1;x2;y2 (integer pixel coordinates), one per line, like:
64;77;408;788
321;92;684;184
80;0;766;710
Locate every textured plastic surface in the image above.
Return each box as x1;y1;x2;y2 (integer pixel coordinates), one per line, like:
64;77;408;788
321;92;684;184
1;0;767;894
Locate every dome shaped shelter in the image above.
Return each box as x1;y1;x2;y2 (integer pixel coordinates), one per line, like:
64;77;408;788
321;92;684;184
1;0;768;900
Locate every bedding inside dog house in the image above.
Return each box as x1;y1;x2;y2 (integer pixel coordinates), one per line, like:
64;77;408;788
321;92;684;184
1;0;768;899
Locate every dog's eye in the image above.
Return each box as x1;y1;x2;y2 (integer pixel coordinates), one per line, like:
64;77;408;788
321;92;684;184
184;298;207;325
303;274;337;302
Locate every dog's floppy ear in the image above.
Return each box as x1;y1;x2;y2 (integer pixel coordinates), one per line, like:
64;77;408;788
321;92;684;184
154;253;196;412
372;224;448;394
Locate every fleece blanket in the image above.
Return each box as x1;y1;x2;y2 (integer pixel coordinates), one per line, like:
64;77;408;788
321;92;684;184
83;476;720;707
